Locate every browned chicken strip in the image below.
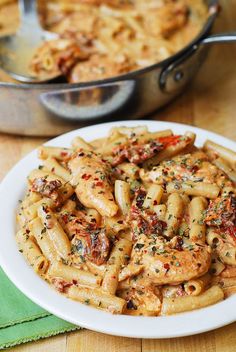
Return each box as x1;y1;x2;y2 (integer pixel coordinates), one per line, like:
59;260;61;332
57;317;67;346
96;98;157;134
69;149;118;217
120;234;211;285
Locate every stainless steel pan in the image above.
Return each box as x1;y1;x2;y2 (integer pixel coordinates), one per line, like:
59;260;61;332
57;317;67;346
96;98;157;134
0;0;236;136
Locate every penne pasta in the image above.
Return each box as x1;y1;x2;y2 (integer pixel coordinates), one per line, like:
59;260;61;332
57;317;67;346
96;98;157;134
42;157;71;182
165;193;183;237
71;136;94;151
38;205;71;260
166;181;220;199
161;285;224;315
189;197;207;242
143;184;163;209
38;146;73;161
114;180;131;215
16;125;236;316
29;217;58;262
184;274;210;296
204;140;236;170
213;158;236;183
48;261;101;287
16;230;48;275
102;238;132;295
68;286;126;314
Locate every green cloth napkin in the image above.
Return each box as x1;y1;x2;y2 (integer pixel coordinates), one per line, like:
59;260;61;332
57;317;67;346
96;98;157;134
0;267;80;349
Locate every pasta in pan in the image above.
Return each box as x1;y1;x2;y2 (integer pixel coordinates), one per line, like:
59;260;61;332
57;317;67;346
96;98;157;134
0;0;208;82
16;126;236;316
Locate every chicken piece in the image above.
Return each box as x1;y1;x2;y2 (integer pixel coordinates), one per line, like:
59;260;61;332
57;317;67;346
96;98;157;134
69;149;118;217
31;177;62;206
69;54;133;83
29;38;89;80
58;207;110;265
159;2;189;38
120;234;211;285
112;139;164;166
128;189;167;241
121;188;211;285
204;194;236;230
140;151;219;185
71;227;110;265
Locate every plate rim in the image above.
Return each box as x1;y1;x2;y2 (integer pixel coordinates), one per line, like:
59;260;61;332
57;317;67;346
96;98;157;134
0;119;235;339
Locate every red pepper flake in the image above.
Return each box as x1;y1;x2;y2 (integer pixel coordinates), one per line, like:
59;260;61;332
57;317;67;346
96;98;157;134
95;181;103;187
82;174;91;180
153;200;158;206
164;263;170;270
159;135;182;148
61;151;68;157
72;279;78;285
51;167;55;172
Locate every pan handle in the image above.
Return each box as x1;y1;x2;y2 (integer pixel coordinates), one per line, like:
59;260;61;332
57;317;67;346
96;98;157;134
201;32;236;45
160;32;236;94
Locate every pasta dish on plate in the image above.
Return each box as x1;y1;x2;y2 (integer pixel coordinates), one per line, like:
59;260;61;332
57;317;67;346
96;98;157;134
0;0;208;82
16;125;236;316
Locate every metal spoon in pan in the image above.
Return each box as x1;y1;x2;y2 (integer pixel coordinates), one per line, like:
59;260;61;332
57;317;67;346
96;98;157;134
0;0;59;83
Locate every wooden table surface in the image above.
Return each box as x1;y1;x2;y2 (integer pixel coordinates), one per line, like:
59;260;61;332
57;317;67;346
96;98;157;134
0;0;236;351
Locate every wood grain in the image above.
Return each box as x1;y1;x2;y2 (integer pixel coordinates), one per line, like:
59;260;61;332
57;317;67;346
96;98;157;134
1;0;236;351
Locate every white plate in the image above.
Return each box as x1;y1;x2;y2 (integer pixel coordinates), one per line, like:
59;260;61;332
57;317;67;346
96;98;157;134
0;120;235;339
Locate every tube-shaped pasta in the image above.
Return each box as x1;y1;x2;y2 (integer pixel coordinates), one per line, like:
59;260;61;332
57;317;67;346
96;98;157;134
165;193;183;237
105;214;128;234
218;242;236;266
96;136;128;155
16;230;48;274
102;238;132;295
29;217;58;262
221;186;236;197
67;286;126;314
213;158;236;183
48;261;101;287
166;181;220;199
24;198;54;222
210;253;225;276
143;184;163;209
115;163;140;180
204;140;236;170
135;129;173;144
84;208;102;226
71;136;94;150
207;229;236;265
43;157;71;182
38;205;71;260
206;229;222;247
189;197;207;242
221;266;236;278
161;285;224;315
184;274;211;296
211;276;236;289
22;191;42;207
114;180;131;215
38;146;73;161
86;261;106;277
109;125;148;138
